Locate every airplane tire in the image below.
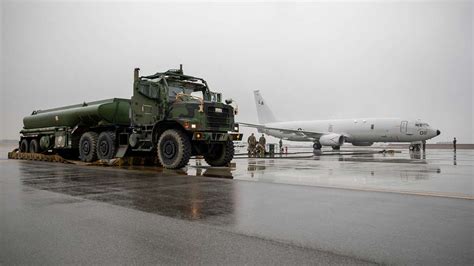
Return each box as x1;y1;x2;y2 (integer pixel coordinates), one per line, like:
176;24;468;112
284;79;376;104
313;142;322;149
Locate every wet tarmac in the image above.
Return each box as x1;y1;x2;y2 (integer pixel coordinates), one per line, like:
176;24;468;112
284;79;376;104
1;145;473;265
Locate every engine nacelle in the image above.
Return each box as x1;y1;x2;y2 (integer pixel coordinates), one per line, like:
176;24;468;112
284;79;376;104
319;133;344;146
351;142;373;147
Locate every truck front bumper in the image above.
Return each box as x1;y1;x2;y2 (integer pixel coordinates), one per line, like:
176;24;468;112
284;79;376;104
192;132;243;142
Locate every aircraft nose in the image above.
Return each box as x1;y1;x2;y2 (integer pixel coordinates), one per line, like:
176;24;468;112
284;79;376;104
436;130;441;136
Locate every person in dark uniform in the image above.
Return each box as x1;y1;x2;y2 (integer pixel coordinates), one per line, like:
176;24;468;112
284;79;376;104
453;137;457;152
422;140;426;152
259;134;266;153
247;133;257;156
279;139;283;154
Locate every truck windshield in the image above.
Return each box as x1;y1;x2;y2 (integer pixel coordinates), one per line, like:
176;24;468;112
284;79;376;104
168;82;206;102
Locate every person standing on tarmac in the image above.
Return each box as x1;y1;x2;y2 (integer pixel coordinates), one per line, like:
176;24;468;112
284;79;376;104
453;137;457;152
259;134;266;153
279;139;283;154
422;140;426;152
247;133;257;156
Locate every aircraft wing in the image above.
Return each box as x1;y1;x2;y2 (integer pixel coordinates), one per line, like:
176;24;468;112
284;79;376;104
239;122;325;140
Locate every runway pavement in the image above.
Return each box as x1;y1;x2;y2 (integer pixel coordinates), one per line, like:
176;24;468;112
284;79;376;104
1;146;473;265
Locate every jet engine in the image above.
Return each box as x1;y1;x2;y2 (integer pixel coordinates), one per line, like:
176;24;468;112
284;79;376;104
319;133;345;146
351;142;373;147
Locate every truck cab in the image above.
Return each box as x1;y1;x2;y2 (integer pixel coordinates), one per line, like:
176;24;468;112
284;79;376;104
129;66;242;168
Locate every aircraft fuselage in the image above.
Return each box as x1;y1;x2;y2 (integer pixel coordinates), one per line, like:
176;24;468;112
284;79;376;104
262;118;440;144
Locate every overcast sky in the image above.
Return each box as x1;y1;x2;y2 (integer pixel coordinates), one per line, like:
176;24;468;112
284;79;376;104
1;1;472;143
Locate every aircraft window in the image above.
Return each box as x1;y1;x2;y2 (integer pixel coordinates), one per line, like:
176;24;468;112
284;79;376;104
416;123;429;127
371;124;374;130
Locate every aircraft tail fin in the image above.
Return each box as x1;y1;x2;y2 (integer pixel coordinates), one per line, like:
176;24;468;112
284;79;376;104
254;90;277;124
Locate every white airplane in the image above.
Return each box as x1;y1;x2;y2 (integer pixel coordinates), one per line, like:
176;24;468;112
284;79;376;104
240;90;441;151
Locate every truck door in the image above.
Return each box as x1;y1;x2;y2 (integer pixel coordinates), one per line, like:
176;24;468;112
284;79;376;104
131;80;166;126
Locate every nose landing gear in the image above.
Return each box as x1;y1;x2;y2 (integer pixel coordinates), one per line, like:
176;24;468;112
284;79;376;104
409;144;421;151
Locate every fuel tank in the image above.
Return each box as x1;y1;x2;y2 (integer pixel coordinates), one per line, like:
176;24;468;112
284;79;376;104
23;98;131;129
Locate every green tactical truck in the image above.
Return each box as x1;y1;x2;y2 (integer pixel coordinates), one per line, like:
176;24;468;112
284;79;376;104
18;66;243;169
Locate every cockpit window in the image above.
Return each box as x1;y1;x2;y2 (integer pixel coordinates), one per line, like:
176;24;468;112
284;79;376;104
415;123;429;127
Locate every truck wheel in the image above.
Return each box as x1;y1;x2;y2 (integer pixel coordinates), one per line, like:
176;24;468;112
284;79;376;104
204;140;234;167
97;131;116;160
20;139;29;153
79;132;99;162
157;129;191;169
29;139;40;153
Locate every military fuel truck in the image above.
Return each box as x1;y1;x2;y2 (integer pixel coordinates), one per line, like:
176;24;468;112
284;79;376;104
18;66;243;169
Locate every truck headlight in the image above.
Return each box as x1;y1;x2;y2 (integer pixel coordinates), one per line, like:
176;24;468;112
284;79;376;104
191;124;197;129
233;124;239;132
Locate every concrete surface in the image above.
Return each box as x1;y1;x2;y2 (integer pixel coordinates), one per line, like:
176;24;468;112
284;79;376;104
1;145;473;265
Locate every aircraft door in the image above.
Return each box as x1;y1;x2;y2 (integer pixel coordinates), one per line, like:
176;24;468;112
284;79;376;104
400;121;408;134
406;121;414;135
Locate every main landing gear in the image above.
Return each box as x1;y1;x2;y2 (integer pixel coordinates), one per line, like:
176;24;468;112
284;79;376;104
313;142;322;155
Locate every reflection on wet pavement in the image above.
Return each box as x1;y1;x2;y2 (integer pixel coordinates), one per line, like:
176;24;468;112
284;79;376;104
14;149;474;201
18;162;236;223
228;149;473;198
2;146;472;265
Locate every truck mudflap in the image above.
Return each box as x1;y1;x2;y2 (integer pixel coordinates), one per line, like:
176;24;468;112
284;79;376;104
192;132;243;141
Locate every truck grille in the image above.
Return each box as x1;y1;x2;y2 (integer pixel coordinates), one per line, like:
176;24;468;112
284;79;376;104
206;106;231;129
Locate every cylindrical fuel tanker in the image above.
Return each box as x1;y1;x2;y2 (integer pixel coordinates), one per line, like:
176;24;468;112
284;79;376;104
23;98;130;129
17;67;243;169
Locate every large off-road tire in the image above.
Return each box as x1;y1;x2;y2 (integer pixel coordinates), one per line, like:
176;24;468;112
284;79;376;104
29;139;40;153
79;132;99;162
20;139;29;153
157;129;191;169
97;131;117;160
204;140;234;167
